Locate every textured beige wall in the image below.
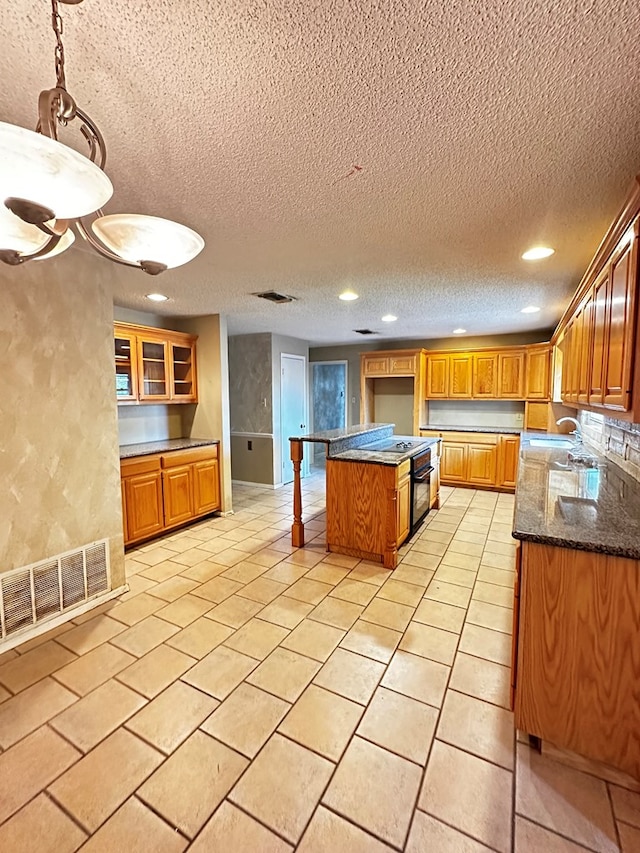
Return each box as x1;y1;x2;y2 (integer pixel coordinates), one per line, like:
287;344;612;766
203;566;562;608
0;251;125;588
176;315;232;512
231;435;274;485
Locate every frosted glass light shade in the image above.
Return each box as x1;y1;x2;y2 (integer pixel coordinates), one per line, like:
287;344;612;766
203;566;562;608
0;204;74;257
92;214;204;268
0;122;113;219
35;228;75;260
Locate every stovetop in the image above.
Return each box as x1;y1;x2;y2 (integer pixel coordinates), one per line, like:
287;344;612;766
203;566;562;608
360;435;431;454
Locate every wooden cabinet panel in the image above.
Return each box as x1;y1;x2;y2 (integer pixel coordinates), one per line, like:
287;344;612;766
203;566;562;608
525;347;550;400
362;355;389;376
114;329;138;401
396;472;411;545
588;269;609;405
440;443;467;482
524;402;549;431
389;354;417;375
425;355;449;398
510;544;522;711
170;340;198;402
497;435;520;489
514;542;640;779
137;337;170;402
498;352;525;399
604;237;635;409
467;444;497;486
124;472;164;543
449;355;472;398
163;465;194;526
193;459;221;515
576;297;593;405
472;353;498;398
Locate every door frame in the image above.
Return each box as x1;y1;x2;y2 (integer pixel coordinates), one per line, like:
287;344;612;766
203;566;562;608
280;353;308;485
309;360;348;434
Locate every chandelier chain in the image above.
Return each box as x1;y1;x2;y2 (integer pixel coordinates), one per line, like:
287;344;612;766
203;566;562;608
51;0;67;90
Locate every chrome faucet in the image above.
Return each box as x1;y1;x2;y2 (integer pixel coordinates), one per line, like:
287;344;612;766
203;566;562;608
556;417;583;445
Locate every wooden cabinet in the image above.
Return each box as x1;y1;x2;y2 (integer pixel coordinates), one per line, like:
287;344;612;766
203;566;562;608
362;351;417;377
360;349;427;434
556;193;640;418
426;346;535;400
422;430;519;492
498;351;525;399
497;435;520;489
120;456;164;544
603;233;636;410
396;467;411;545
115;329;138;401
193;458;221;515
425;354;449;398
449;354;473;398
121;444;220;546
162;464;194;526
467;443;498;486
440;442;468;483
326;457;413;569
115;323;198;405
525;346;550;400
472;353;498;398
513;540;640;779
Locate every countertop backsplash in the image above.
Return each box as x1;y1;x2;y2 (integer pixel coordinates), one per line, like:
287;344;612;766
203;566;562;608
579;410;640;482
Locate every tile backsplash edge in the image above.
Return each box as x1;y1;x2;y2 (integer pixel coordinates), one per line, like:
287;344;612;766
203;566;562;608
579;412;640;482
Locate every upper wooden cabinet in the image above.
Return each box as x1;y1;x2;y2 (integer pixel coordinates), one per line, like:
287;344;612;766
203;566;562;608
114;323;198;405
424;346;535;400
525;346;550;400
555;176;640;419
362;351;418;377
472;353;498;398
498;351;525;399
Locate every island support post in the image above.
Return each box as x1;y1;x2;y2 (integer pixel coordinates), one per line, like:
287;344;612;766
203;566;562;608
290;438;305;546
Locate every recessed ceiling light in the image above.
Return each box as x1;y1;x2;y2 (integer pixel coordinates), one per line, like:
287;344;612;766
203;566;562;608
522;246;554;260
521;305;541;314
339;290;359;301
146;293;169;302
453;328;466;334
381;314;397;322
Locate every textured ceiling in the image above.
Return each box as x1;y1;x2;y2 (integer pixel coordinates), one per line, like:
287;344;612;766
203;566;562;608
2;0;640;345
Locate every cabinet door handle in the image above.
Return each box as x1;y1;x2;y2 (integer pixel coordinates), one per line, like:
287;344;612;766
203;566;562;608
300;423;306;429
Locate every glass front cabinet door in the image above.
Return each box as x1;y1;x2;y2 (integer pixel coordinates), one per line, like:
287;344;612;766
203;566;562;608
170;341;197;402
114;330;138;401
137;337;170;401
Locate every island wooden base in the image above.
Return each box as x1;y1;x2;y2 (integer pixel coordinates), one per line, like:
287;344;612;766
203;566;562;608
325;458;411;571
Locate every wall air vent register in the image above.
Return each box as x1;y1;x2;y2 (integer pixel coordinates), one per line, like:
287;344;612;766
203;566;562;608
0;539;110;642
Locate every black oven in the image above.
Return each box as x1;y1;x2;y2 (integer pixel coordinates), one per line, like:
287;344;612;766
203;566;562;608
410;446;433;535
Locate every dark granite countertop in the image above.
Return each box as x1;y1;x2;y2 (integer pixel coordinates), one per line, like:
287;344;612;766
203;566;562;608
513;434;640;559
421;424;522;435
289;423;395;456
119;438;219;459
331;437;441;467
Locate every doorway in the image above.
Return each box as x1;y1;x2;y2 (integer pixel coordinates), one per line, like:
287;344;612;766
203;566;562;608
280;354;307;485
310;361;347;465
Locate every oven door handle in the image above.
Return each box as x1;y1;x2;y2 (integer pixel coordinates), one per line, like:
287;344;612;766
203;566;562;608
412;466;434;483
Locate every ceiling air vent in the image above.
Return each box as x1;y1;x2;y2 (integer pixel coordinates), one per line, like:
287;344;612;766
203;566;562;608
253;291;297;304
353;329;378;335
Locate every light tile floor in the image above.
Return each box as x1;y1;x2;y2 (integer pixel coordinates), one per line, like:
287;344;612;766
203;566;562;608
0;474;639;851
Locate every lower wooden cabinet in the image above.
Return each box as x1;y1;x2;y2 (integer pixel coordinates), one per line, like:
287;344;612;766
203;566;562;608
120;457;164;543
512;540;640;779
421;430;520;491
121;444;220;546
326;458;411;569
163;464;194;526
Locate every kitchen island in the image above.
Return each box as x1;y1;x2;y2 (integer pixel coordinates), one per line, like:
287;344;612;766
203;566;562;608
288;423;395;546
511;433;640;779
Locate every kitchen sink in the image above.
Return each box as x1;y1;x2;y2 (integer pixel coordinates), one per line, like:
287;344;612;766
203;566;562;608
528;438;574;448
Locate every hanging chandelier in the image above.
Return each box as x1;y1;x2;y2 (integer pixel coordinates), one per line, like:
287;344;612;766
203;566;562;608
0;0;204;274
